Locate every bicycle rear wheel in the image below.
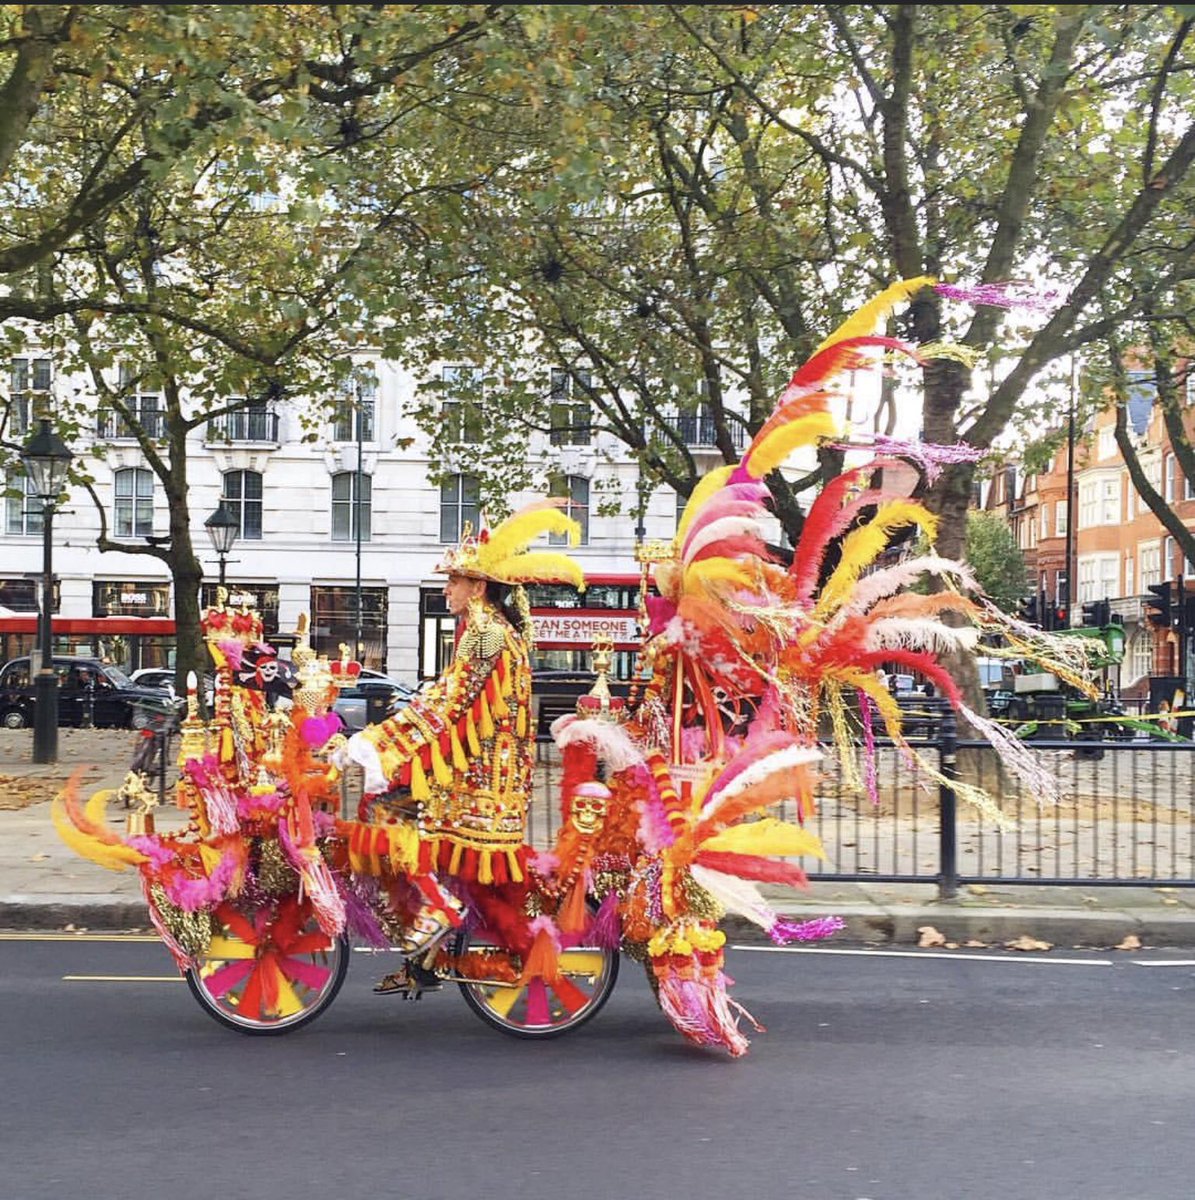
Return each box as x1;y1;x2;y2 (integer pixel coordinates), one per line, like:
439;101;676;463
454;924;618;1040
185;893;348;1035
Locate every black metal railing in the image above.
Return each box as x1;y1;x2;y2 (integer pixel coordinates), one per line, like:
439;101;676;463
96;408;165;439
525;708;1195;896
205;409;280;443
674;414;746;451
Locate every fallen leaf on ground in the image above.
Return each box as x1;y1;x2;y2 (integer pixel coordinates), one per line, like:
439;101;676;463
1005;935;1053;952
966;884;989;896
918;925;947;947
1114;934;1142;951
28;853;48;861
964;939;988;948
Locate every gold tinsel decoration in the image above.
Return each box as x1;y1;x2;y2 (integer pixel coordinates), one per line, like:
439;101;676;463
149;882;214;960
256;838;299;896
681;873;725;922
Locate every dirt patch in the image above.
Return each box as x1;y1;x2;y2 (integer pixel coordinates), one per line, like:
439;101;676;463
0;767;103;811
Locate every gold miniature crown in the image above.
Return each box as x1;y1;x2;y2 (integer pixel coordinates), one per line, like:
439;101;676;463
435;499;586;589
202;586;264;644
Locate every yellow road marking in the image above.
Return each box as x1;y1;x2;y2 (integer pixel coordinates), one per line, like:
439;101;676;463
0;932;159;942
63;974;182;983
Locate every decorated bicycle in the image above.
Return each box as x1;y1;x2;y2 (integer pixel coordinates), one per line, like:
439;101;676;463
54;279;1092;1056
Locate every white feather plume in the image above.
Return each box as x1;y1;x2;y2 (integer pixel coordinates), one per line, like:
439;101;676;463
550;713;645;772
690;864;778;929
864;617;979;655
829;555;979;624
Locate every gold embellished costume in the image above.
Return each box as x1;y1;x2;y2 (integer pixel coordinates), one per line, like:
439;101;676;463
355;598;534;884
345;498;585;886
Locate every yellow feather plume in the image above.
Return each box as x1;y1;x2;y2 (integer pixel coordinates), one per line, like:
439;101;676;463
497;551;586;588
478;501;579;573
814;276;936;354
676;464;735;544
815;500;939;617
740;410;841;480
684;557;757;596
52;783;148;873
702;817;826;860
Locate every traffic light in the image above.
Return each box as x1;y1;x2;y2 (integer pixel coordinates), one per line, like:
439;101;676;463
1017;595;1039;625
1145;581;1173;628
1081;599;1111;627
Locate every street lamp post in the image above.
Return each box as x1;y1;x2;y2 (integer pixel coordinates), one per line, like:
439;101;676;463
204;503;239;589
21;419;73;765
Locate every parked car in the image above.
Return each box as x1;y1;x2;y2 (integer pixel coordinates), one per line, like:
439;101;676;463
0;656;177;730
332;677;415;733
129;667;215;708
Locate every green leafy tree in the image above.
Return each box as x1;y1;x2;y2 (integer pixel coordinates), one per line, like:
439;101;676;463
0;4;506;692
965;510;1027;613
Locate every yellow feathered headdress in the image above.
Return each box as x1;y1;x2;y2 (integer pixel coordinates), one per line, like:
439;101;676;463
435;497;586;589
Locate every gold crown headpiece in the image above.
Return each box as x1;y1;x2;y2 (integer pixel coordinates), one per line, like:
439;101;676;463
434;498;586;590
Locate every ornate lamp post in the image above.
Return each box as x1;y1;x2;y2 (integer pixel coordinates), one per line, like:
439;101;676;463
21;419;73;764
204;503;239;588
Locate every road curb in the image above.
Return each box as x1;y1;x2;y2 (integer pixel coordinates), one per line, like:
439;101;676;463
0;895;149;932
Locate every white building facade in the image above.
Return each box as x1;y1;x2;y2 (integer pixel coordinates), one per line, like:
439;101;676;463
3;351;739;683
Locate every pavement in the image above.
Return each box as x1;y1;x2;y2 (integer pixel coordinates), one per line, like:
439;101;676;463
3;727;1195;951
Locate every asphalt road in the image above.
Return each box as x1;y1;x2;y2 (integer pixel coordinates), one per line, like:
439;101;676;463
2;938;1194;1200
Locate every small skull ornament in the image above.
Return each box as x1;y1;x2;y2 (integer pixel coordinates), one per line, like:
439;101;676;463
570;781;611;835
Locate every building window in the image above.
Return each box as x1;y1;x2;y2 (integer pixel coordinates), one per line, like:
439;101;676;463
442;365;484;444
1124;554;1134;595
1055;503;1068;537
331;471;371;542
113;467;154;538
1127;627;1153;686
1166;454;1176;503
439;473;480;543
331;372;376;442
1165;536;1175;579
548;474;589;545
208;401;278;443
4;472;44;536
99;366;163;439
222;470;263;540
1039;503;1049;539
310;584;388;669
549;368;592;447
1098;425;1116;461
1056;570;1068;606
9;356;51;438
1101;477;1120;524
1139;543;1161;590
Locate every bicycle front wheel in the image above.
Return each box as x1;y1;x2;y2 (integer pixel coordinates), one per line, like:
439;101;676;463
185;893;349;1035
454;925;619;1040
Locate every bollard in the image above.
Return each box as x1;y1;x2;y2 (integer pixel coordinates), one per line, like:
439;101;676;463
937;705;958;899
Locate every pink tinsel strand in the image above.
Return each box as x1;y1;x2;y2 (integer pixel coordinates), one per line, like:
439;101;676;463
587;891;622;950
768;915;846;944
337;880;391;949
934;280;1062;312
828;437;983;484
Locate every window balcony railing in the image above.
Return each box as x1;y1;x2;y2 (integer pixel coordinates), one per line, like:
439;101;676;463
96;408;165;440
205;409;280;444
674;414;746;451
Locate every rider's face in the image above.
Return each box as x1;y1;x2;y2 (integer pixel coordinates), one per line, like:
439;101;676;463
444;573;485;616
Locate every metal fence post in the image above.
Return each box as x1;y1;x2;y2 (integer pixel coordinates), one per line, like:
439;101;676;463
938;704;958;899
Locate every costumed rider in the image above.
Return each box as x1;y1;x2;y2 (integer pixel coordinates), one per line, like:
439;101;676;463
340;499;585;995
